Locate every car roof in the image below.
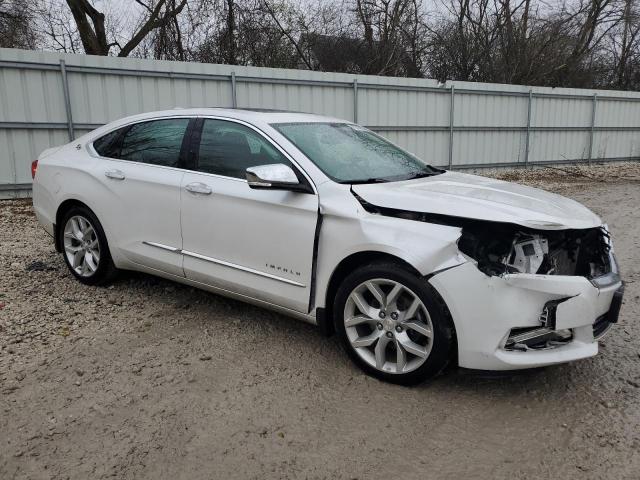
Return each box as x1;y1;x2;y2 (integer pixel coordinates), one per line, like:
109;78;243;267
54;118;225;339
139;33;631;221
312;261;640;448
109;108;350;128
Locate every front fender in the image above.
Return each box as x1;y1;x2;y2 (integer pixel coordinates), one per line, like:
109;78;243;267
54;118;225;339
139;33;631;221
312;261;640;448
314;209;467;310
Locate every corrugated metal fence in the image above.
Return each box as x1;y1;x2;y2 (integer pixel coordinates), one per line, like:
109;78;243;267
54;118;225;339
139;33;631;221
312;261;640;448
2;47;640;197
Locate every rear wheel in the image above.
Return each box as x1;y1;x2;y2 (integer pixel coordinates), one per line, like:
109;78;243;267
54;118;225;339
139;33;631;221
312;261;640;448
58;206;117;285
334;262;454;385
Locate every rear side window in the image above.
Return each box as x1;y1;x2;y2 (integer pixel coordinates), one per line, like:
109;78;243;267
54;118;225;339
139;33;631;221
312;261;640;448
119;119;190;167
197;119;292;178
92;119;190;167
93;129;124;158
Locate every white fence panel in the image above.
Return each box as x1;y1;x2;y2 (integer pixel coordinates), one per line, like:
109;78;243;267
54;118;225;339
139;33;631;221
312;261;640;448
1;47;640;197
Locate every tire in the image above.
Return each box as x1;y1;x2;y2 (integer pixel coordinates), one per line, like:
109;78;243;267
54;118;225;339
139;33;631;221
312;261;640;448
58;205;118;286
334;261;455;386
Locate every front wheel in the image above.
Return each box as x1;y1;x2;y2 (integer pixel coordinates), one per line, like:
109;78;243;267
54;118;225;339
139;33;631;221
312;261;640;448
58;206;118;285
334;262;455;385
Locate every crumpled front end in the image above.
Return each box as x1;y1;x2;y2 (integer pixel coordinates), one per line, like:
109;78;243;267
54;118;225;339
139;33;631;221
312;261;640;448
429;225;623;370
352;191;623;371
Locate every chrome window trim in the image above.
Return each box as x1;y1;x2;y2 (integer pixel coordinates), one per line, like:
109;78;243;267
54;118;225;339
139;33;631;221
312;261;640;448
178;168;248;183
86;115;194;174
195;115;318;194
86;114;318;194
86;114;194;146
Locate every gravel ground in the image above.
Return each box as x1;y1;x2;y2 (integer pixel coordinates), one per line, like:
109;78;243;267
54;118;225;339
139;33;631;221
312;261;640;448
1;163;639;479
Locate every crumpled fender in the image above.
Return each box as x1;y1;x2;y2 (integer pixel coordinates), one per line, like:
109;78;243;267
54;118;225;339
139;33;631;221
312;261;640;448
313;183;467;310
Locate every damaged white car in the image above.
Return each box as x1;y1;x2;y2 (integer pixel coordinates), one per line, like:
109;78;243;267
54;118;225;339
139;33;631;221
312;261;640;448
31;109;624;385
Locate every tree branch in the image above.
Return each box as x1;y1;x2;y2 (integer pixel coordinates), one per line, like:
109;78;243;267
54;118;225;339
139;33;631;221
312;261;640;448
118;0;187;57
263;0;314;70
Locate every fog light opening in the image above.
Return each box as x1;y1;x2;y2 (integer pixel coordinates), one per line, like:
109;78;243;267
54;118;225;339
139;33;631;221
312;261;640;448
505;327;573;351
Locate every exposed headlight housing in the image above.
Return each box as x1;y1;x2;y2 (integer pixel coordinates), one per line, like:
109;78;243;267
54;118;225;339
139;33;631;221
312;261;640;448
591;250;620;288
458;224;615;280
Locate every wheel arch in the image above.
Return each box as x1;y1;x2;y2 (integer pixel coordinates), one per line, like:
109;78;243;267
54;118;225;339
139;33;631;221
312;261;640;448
318;250;458;366
54;199;95;252
318;250;420;336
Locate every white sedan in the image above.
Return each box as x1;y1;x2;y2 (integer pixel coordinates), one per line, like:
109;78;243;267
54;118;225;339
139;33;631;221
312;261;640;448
31;109;624;384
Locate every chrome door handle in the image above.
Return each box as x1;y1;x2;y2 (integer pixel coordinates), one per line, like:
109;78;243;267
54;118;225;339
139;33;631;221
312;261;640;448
185;182;212;195
104;169;125;180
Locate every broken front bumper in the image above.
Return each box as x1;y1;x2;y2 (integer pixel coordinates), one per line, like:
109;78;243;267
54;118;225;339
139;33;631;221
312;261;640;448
428;262;623;370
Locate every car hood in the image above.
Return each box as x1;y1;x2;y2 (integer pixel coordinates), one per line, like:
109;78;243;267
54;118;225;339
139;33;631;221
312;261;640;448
352;171;602;230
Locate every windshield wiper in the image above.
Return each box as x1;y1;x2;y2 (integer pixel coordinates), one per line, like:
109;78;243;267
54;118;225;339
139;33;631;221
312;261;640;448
402;171;443;180
342;177;390;185
341;169;443;185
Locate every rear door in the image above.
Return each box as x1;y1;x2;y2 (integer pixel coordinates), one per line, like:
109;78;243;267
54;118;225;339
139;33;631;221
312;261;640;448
180;118;319;313
89;117;193;276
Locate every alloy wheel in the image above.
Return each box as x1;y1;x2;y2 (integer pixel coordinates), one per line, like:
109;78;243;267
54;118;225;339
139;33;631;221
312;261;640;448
344;278;434;374
63;215;101;277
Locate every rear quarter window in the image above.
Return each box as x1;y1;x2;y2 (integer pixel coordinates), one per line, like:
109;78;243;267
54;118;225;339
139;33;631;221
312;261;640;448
93;129;123;158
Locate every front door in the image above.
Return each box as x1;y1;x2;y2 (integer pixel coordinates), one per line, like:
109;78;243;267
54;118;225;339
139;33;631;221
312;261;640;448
180;118;318;313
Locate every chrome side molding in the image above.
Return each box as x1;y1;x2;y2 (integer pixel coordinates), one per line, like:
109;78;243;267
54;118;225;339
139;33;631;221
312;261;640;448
181;250;306;287
142;241;306;288
142;241;181;252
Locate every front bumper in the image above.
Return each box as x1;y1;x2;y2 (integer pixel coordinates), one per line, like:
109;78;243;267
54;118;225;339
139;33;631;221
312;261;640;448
429;262;623;370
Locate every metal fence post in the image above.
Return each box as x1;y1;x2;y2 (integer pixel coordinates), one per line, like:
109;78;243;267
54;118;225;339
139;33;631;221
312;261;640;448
588;93;598;165
448;84;455;169
524;89;533;168
230;71;237;108
59;60;74;141
353;79;358;123
9;134;18;198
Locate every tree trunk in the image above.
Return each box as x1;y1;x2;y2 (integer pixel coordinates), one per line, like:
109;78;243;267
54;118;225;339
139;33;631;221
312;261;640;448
226;0;236;64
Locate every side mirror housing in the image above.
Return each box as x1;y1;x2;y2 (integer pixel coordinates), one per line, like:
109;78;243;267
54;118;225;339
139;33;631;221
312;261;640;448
246;164;312;193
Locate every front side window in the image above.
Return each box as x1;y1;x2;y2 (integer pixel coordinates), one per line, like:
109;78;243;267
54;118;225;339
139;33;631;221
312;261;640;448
197;119;293;179
272;122;442;184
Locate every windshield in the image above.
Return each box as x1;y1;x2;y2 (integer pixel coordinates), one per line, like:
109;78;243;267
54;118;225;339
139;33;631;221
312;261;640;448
271;122;442;184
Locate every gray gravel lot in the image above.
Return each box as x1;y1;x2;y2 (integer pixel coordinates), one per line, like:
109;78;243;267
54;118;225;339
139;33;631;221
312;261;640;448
1;164;639;479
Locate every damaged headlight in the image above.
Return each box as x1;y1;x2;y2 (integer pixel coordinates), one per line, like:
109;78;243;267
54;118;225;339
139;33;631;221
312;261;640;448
351;191;616;282
505;234;548;274
590;234;620;288
458;224;614;279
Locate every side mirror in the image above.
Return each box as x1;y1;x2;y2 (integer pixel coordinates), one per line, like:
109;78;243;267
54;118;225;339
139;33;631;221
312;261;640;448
246;164;312;193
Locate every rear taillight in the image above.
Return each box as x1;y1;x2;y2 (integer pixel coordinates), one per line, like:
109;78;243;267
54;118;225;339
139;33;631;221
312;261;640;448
31;159;38;179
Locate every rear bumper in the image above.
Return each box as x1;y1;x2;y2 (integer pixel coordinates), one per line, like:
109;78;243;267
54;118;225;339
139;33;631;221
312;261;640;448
429;262;623;371
32;182;55;237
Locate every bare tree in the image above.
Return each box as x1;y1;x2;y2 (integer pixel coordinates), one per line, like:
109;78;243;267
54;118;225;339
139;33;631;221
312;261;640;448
609;0;640;88
9;0;640;90
350;0;426;76
62;0;187;56
151;0;191;60
426;0;496;82
0;0;37;49
261;0;314;69
425;0;631;87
